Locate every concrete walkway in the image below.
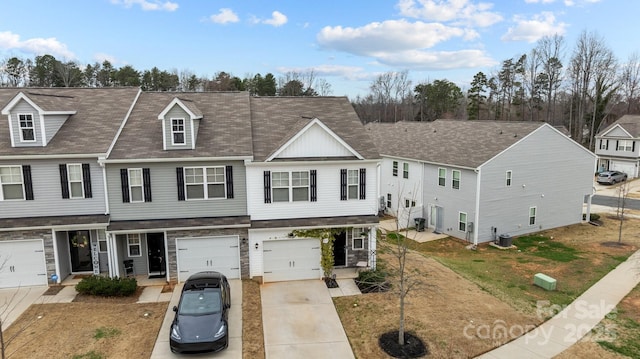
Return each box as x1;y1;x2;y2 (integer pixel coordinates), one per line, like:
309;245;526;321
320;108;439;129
261;280;354;359
477;249;640;358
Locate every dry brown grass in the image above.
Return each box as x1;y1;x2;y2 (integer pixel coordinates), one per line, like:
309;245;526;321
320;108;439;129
3;301;166;359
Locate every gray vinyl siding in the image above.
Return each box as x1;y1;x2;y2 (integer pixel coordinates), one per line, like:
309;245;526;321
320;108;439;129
0;159;106;219
43;114;68;145
422;164;478;240
477;125;596;243
117;233;148;274
106;160;247;221
163;106;193;150
9;100;41;147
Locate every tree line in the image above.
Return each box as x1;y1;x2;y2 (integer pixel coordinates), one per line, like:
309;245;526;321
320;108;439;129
2;29;638;148
353;30;640;149
0;54;331;96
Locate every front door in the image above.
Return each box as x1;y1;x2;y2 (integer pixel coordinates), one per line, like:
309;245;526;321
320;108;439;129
147;232;165;276
69;230;92;272
333;231;346;267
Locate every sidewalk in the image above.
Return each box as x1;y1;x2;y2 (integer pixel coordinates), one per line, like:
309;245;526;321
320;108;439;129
477;249;640;358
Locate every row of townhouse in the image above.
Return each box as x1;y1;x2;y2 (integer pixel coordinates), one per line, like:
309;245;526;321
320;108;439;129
366;120;597;245
0;88;381;289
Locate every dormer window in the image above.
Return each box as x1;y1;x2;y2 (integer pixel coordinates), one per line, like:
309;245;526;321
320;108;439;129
171;118;185;145
19;114;35;142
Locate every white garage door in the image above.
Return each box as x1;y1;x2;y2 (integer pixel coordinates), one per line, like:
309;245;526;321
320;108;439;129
0;240;47;289
176;236;240;282
610;161;637;178
263;239;321;282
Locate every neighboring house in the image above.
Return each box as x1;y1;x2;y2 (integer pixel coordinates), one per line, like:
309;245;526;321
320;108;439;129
0;88;380;288
366;120;597;245
246;97;380;282
594;114;640;178
0;88;140;288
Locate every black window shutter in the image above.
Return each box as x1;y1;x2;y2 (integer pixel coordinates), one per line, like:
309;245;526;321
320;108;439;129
340;169;347;201
606;139;609;150
264;171;271;203
82;163;92;198
633;141;636;152
225;165;234;199
359;168;366;200
22;165;34;200
310;170;317;202
59;164;69;199
120;169;130;203
143;168;152;202
176;167;185;201
616;140;619;150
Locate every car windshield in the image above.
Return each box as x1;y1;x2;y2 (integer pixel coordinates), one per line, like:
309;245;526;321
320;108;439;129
178;288;222;315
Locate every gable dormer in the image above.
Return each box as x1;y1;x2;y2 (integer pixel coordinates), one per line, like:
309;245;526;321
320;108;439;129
600;124;633;139
267;118;364;161
1;92;76;147
158;97;203;150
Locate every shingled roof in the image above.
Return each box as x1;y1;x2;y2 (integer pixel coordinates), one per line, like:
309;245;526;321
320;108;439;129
0;87;140;156
598;114;640;138
108;91;253;159
365;120;545;168
249;96;380;161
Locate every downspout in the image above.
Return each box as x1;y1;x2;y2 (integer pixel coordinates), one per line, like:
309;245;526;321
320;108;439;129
473;167;482;246
51;228;61;284
107;233;118;278
99;158;109;215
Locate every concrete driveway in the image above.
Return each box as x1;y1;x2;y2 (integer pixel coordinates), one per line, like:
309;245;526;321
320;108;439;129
151;279;242;359
261;280;354;359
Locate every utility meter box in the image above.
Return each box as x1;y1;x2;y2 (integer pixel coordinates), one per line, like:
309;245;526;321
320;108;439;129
533;273;557;291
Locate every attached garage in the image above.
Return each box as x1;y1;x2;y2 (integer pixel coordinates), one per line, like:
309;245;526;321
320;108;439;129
175;236;240;282
0;239;48;289
610;160;638;178
263;239;321;282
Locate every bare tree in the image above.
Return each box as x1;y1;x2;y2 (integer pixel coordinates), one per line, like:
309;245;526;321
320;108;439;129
537;34;566;123
619;52;640;114
616;181;631;244
568;30;616;144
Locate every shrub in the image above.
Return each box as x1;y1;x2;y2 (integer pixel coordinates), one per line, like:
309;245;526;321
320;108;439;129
75;275;137;297
583;213;601;221
355;268;390;293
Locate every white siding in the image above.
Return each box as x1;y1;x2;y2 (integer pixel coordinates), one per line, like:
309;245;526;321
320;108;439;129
277;123;354;158
246;162;378;221
379;157;424;228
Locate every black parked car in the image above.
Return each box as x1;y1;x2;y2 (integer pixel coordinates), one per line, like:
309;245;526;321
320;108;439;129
170;271;231;354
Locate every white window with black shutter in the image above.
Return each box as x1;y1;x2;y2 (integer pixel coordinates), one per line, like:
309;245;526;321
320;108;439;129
59;163;92;199
263;170;316;203
340;168;366;200
0;165;33;201
120;168;152;203
176;165;233;201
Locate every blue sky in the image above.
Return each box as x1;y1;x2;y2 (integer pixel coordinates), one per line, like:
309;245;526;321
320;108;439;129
0;0;636;98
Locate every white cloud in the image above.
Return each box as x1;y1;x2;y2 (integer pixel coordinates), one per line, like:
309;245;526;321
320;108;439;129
93;53;119;65
263;11;288;27
277;64;370;81
318;19;476;55
210;8;239;24
376;49;496;69
251;11;288;27
525;0;555;3
565;0;601;5
397;0;503;27
0;31;75;59
501;12;567;43
110;0;178;11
